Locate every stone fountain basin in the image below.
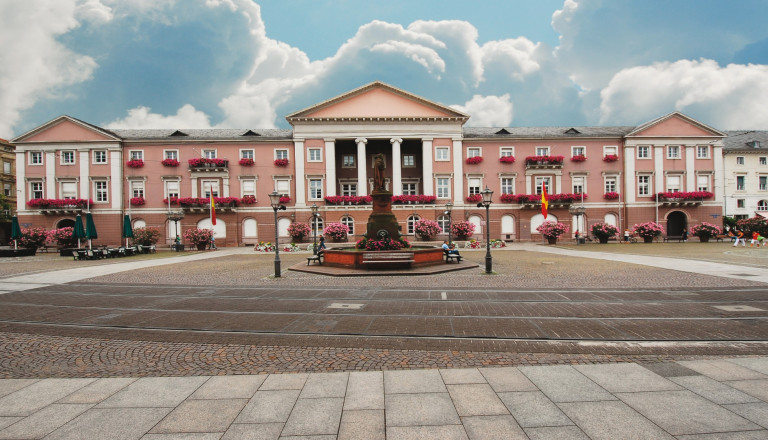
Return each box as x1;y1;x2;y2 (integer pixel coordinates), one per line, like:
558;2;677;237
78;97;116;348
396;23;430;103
323;246;444;269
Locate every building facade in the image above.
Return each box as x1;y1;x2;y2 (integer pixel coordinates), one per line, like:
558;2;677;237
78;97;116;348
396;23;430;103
12;81;727;246
723;131;768;220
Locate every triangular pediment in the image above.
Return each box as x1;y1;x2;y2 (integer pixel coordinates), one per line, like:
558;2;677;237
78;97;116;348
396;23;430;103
627;112;725;138
286;81;469;124
13;115;120;143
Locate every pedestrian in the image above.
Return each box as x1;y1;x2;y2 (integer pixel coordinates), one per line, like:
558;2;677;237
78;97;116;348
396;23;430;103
210;234;217;250
682;228;688;242
750;231;759;247
623;229;630;244
318;235;326;250
734;230;745;247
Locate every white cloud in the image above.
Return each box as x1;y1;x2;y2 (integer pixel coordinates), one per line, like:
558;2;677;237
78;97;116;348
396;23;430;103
480;38;541;82
75;0;113;24
105;104;212;129
452;94;513;127
600;59;768;128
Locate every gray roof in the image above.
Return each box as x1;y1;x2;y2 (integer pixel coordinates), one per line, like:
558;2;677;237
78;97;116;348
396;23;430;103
723;130;768;151
463;126;636;139
110;128;293;141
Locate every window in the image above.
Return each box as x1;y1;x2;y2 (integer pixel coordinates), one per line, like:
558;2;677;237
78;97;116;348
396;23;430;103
603;146;618;157
761;157;767;165
737;199;745;208
736;156;745;165
535;176;551;195
275;178;290;195
2;162;10;174
698;175;710;192
240;149;254;160
402;155;415;167
30;182;43;199
312;218;324;236
638;175;650;196
571;146;585;157
241;179;255;197
309;179;323;200
131;181;145;198
605;177;617;193
165;150;179;160
500;147;514;158
667;146;680;159
402;182;417;195
93;151;107;164
436;177;450;198
407;215;420;235
697;146;709;159
308;148;322;162
437;215;450;234
468;177;481;195
637;146;650;159
30;151;43;165
341;216;354;235
501;178;514;195
202;181;219;198
435;147;450;161
3;183;11;196
60;181;77;199
759;201;768;211
341;183;357;196
203;149;217;159
736;175;746;191
94;180;108;203
61;151;75;165
572;176;585;194
761;176;768;191
275;149;289;160
167;180;180;198
129;150;143;161
342;155;355;168
536;146;550;156
666;175;681;193
467;147;480;158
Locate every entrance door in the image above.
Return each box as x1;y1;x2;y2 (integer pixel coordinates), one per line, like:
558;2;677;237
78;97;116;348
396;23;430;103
667;211;687;236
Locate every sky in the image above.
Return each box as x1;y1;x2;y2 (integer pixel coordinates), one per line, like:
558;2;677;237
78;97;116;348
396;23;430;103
2;0;768;139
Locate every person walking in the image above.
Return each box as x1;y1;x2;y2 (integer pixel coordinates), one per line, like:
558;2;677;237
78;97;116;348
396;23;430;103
734;230;745;247
623;229;630;244
750;231;760;247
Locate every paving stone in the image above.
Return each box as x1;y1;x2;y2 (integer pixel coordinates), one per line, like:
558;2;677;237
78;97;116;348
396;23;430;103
150;399;247;434
59;378;137;404
44;407;171;440
725;380;768;402
234;390;300;424
478;367;537;392
0;419;21;431
575;363;681;393
440;368;487;385
338;409;384;440
640;361;702;378
725;402;768;429
446;384;508;416
220;422;282;440
386;425;468;440
678;360;768;381
279;436;335;440
280;397;343;437
671;376;761;404
524;425;591;440
0;403;91;439
98;377;207;408
727;357;768;375
141;434;223;440
0;379;37;399
518;365;615;403
617;390;761;435
385;393;461;427
384;369;446;394
674;431;768;439
299;372;348;398
0;378;94;416
344;371;384;410
460;415;527;440
190;375;265;400
498;391;572;428
559;400;674;440
258;373;307;390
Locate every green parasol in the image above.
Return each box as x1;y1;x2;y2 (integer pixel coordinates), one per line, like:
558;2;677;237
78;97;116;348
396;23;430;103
122;214;133;247
73;214;86;248
85;213;98;249
10;216;22;250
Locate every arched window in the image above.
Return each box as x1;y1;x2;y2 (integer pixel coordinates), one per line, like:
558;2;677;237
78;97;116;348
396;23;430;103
759;200;768;211
501;215;515;235
314;218;325;236
341;216;354;235
133;219;146;229
437;215;450;234
277;218;291;237
604;213;618;226
243;218;257;238
468;214;482;234
407;215;420;234
198;218;226;238
531;213;558;232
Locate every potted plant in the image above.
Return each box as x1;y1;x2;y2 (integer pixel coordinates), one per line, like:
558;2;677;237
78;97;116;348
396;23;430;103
603;154;619;162
161;159;180;167
633;221;664;243
604;191;620;200
690;222;722;243
499;156;515;164
130;197;146;206
287;222;311;241
591;222;618;244
274;158;289;167
49;227;76;248
466;194;482;203
466;156;483;165
133;227;161;246
451;221;476;240
240;195;256;205
537;221;569;244
571;154;587;162
183;228;214;250
324;222;349;242
19;227;48;250
238;158;254;166
413;219;442;240
126;159;144;168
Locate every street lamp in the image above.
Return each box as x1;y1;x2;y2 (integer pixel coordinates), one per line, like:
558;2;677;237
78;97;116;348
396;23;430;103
269;191;286;277
444;202;453;246
478;187;493;274
311;203;319;255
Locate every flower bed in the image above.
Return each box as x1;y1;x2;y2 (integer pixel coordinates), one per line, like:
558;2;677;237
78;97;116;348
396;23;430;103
26;198;93;209
604;191;620;200
324;195;372;205
274;158;289;167
571;155;587;162
490;239;506;248
288;222;311;240
633;221;664;240
324;222;349;241
451;221;475;239
463;239;483;249
656;191;714;201
525;155;564;165
130;197;146;206
161;159;180;167
392;195;436;204
355;237;410;251
238;158;254;166
602;154;619;162
254;241;275;252
126;159;144;168
499;156;515;164
466;156;483;165
188;158;227;167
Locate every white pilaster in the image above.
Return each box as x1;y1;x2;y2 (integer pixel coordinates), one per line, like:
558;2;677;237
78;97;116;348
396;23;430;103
624;146;636;203
45;152;55;198
223;177;230;197
421;138;434;195
452;138;464;203
654;145;664;194
15;151;25;212
391;137;403;196
294;139;306;207
191;177;198;198
325;139;336;197
79;151;89;201
110;151;122;210
685;145;695;191
714;145;724;203
356;138;368;196
555;175;562;193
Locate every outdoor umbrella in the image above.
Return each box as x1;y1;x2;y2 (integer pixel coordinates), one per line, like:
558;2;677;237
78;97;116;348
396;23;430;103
122;214;133;247
73;214;86;249
10;216;22;250
85;213;98;250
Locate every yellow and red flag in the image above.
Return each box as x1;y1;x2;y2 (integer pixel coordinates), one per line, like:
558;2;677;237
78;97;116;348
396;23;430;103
210;193;217;226
541;182;549;219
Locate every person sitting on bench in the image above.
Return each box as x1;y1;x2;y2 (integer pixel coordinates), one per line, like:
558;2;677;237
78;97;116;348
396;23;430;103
442;241;460;255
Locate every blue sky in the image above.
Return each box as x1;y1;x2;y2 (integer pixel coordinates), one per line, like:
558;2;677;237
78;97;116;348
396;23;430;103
2;0;768;138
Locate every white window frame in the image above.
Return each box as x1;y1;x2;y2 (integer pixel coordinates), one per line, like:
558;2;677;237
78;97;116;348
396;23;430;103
240;179;256;197
500;147;514;158
467;147;481;158
3;183;11;197
93;180;109;203
401;179;419;195
571;146;586;157
275;149;289;160
758;200;768;211
30;180;44;199
274;177;291;196
406;215;420;235
535;176;552;195
129;150;144;161
201;180;220;198
666;174;682;193
467;176;482;196
696;145;710;159
402;154;416;168
667;145;681;159
436;176;451;199
604;176;617;193
760;156;767;166
164;150;179;160
500;176;515;195
736;175;746;191
202;149;217;159
340;180;357;196
637;146;650;159
307;147;323;162
572;175;586;194
165;179;181;199
92;150;108;164
341;154;356;168
308;177;323;200
535;146;550;156
435;147;450;161
736;156;745;165
697;175;711;192
60;180;78;199
603;146;618;157
340;216;355;236
240;149;254;160
29;151;43;165
637;175;651;196
130;180;145;199
61;150;75;165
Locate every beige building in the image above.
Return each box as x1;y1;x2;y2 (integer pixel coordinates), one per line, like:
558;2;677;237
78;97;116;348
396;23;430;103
723;131;768;219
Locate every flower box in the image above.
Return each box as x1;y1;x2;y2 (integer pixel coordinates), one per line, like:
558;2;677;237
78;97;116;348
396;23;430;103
656;191;713;201
500;193;517;203
274;158;289;167
26;198;93;209
604;191;620;200
466;156;483;165
126;159;144;168
466;194;482;203
392;195;437;204
188;158;228;168
499;156;516;164
238;158;254;166
130;197;146;206
571;155;587;162
603;154;619;162
240;195;256;205
279;196;291;204
161;159;180;167
324;195;372;205
525;155;564;166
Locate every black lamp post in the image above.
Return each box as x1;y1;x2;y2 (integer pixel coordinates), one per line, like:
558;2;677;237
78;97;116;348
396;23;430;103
444;202;453;246
311;203;319;255
478;187;493;274
269;191;286;277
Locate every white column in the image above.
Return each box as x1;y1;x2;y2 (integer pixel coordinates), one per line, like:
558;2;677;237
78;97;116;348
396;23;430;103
421;138;434;195
452;138;463;203
325;139;336;197
391;137;403;196
110;151;122;210
356;138;368;196
654;145;664;194
45;152;55;198
624;146;636;203
713;145;724;203
15;151;25;212
685;145;695;191
294;139;306;207
79;150;89;201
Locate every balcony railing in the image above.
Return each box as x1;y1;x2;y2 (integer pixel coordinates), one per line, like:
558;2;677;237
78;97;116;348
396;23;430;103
188;158;228;170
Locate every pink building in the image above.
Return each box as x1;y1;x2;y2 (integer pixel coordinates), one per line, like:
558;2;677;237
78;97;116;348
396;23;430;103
12;81;725;246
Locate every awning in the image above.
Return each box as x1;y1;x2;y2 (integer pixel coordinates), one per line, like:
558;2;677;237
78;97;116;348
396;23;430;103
756;212;768;219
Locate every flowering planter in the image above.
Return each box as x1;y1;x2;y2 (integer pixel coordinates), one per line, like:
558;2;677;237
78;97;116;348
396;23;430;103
599;237;609;244
699;236;710;243
547;237;557;245
643;237;654;243
196;243;208;251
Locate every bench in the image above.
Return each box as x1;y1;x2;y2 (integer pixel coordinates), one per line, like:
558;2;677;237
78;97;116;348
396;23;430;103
307;252;323;265
715;234;730;243
362;251;415;267
443;249;462;263
663;236;684;242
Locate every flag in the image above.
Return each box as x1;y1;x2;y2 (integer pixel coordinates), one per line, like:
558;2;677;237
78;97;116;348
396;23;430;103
541;182;549;219
210;193;217;226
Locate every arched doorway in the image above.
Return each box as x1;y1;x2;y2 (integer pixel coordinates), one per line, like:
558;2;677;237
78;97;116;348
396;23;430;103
667;211;687;236
56;218;75;229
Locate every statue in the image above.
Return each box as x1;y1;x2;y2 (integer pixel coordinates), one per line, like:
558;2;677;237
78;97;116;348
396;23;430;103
373;153;386;192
